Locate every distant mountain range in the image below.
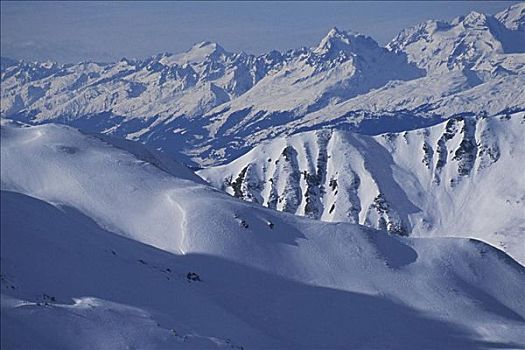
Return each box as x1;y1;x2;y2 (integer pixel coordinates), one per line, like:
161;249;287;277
2;3;524;166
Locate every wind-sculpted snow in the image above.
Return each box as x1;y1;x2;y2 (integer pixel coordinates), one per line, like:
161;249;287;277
1;121;525;348
199;112;525;265
2;4;524;166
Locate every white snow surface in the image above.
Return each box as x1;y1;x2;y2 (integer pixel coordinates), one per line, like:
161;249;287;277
2;121;525;349
199;112;525;265
1;4;524;166
1;4;524;348
388;6;525;76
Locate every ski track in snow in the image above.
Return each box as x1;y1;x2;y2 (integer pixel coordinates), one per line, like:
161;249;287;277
1;121;525;349
167;186;205;255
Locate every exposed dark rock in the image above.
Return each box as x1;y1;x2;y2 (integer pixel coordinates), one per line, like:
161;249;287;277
186;272;201;282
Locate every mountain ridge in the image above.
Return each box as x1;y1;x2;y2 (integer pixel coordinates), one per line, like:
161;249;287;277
2;3;523;166
2;120;525;348
198;111;525;265
2;3;525;348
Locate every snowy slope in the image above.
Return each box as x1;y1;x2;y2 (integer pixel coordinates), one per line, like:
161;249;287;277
199;112;525;265
1;3;524;166
2;121;525;349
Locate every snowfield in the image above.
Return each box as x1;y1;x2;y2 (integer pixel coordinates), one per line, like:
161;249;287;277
1;121;525;349
199;112;525;265
1;3;525;349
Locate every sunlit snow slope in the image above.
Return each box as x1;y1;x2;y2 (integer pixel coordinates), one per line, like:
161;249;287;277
199;112;525;265
1;121;525;349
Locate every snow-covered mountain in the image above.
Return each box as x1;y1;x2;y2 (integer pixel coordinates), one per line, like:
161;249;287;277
388;4;525;77
199;112;525;265
0;28;425;165
2;121;525;349
496;2;525;31
2;3;524;348
2;4;524;166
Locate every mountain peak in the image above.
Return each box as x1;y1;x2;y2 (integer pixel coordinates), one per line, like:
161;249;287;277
314;27;374;55
460;11;489;28
193;41;223;50
173;41;228;64
319;27;352;43
326;26;343;38
188;41;226;56
496;2;525;31
387;4;525;74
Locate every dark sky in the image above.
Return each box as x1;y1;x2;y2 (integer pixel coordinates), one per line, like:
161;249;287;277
1;1;520;63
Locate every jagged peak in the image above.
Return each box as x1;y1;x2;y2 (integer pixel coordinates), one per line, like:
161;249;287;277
460;11;489;27
325;26;343;38
166;40;231;66
389;8;505;51
314;27;378;55
496;2;525;31
317;27;354;47
387;19;449;50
